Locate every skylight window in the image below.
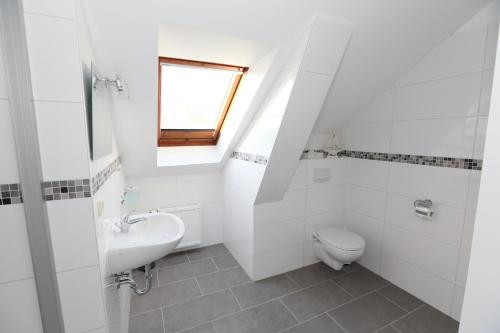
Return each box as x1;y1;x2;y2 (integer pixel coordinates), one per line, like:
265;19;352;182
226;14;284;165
158;57;247;146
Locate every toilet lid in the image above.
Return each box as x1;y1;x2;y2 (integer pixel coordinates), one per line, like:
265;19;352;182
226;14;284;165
316;227;365;251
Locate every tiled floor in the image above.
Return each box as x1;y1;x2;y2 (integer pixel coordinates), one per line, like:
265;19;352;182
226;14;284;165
110;244;459;333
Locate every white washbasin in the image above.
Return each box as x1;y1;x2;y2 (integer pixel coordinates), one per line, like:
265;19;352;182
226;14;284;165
107;212;185;275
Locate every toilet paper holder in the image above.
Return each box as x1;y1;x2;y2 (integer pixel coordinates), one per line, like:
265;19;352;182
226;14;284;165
414;199;434;220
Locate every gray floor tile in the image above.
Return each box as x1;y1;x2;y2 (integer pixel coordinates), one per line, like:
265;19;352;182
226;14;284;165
131;278;201;316
213;300;297;333
231;274;299;309
213;254;239;270
158;258;217;285
286;262;342;288
157;252;189;268
162;290;240;333
282;314;345;333
334;268;389;297
282;280;353;321
186;244;229;261
329;292;406;333
376;326;401;333
179;322;216;333
393;305;459;333
197;266;251;294
378;284;424;312
129;309;164;333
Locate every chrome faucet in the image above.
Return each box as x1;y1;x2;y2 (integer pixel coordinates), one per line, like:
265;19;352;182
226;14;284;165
116;212;147;233
117;186;146;233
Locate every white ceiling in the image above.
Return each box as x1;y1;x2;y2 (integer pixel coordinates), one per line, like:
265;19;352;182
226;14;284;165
83;0;491;176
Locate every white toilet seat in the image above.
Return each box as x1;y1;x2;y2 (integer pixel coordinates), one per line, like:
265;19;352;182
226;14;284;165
316;227;365;251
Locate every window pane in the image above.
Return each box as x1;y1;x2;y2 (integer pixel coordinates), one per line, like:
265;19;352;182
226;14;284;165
160;64;235;130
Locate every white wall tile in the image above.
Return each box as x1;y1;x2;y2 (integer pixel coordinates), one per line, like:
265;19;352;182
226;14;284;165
473;116;488;159
0;205;34;284
179;177;223;205
201;223;223;246
306;185;344;215
381;253;454;315
254;189;306;225
393;72;482;120
35;101;90;180
47;198;99;272
274;71;332;150
396;27;487;86
344;211;384;273
451;286;465;321
306;158;347;188
304;211;345;241
346;185;387;220
253;245;303;280
383;224;459;282
24;13;83;102
300;17;352;75
388;163;470;208
456;248;471;288
287;160;307;191
305;132;331;149
386;194;465;246
0;38;8;99
201;202;224;226
461;210;477;250
255;218;305;254
303;241;320;266
130;182;179;212
23;0;76;19
484;22;499;70
479;70;494;115
348;158;389;191
0;100;20;183
350;89;394;123
466;170;482;211
0;278;43;333
390;117;476;158
58;266;106;333
339;122;392;153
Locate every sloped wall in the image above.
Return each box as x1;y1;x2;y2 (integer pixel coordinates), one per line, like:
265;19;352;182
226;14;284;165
336;12;498;320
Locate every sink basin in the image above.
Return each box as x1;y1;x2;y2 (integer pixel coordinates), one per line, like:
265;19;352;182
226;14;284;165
107;212;185;275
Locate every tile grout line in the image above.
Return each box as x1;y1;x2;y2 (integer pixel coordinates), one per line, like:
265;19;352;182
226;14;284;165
372;303;426;333
326;312;349;333
278;298;302;324
229;288;244;310
375;290;411;313
160;307;166;333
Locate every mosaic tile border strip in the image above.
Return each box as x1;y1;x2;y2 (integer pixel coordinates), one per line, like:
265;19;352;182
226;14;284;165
0;183;23;205
230;151;268;165
301;149;482;170
92;156;121;194
42;179;91;201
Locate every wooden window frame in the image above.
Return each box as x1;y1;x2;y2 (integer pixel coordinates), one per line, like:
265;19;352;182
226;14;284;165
157;57;247;147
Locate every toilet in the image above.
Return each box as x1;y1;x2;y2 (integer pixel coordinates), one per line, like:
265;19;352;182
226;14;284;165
312;227;365;270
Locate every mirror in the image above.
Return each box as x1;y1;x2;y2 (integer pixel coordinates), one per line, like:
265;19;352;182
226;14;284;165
82;62;113;160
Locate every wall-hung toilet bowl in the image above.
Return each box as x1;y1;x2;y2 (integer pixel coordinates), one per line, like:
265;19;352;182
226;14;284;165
313;227;365;270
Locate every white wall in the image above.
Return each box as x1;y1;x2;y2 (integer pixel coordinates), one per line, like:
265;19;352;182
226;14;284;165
336;16;498;321
460;21;500;333
253;157;348;279
0;14;44;333
22;0;108;332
